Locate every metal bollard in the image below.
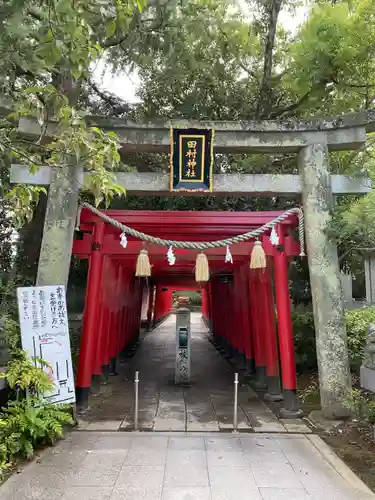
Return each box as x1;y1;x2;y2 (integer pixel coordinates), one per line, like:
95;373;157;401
134;371;139;431
233;373;239;433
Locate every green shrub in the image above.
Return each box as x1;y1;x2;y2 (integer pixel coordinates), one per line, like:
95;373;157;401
343;388;375;424
292;308;316;371
0;399;73;462
0;313;74;478
345;307;375;366
292;306;375;371
189;295;202;306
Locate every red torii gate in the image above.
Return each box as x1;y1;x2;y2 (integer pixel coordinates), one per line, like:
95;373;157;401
72;208;301;416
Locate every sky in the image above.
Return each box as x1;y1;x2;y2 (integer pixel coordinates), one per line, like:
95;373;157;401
92;1;309;104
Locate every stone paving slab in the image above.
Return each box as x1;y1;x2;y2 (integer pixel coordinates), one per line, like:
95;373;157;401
1;432;374;500
77;314;294;433
280;418;312;433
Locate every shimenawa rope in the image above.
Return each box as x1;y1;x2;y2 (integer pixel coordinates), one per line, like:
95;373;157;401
80;202;305;256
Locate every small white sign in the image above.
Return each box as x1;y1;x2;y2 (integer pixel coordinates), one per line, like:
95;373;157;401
17;285;76;405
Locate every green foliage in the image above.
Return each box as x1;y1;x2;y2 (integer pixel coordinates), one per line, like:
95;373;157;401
0;399;73;464
298;376;320;405
345;307;375;365
0;0;145;225
0;313;74;478
4;186;46;228
188;294;202;307
292;306;375;370
292;307;317;371
2;356;53;395
343;388;375;425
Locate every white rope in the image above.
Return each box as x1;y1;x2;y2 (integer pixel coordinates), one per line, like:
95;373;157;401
81;202;305;252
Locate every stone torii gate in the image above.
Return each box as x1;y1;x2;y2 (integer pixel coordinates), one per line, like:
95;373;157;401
10;112;375;416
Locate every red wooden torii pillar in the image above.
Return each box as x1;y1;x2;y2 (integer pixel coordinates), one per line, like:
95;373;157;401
207;229;302;417
73;209;302;416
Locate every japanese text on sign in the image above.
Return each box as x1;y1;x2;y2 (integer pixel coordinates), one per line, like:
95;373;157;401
17;285;75;405
179;135;205;182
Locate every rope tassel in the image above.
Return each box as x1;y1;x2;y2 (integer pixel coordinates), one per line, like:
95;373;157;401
136;248;151;277
250;240;267;270
195;252;209;282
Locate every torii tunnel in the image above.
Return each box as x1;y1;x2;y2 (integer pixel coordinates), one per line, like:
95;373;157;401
72;209;302;416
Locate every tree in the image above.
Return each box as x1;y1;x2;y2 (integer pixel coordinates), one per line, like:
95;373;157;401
106;0;375;267
3;0;375;278
0;0;150;223
287;0;375;257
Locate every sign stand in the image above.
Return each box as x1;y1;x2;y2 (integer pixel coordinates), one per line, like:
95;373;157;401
17;285;76;405
175;303;191;385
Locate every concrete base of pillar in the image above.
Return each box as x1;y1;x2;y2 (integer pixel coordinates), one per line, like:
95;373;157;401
279;407;304;419
109;357;118;376
234;353;246;371
91;374;101;395
280;389;303;418
230;347;239;359
211;336;219;347
76;387;90;413
253;366;267;390
102;364;110;382
264;392;284;403
264;376;283;402
320;403;352;420
245;358;256;375
223;344;233;359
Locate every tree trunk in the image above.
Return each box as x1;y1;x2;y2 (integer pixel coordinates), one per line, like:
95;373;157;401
256;0;283;119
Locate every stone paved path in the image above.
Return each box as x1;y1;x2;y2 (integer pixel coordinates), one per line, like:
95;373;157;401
1;432;373;500
79;314;309;433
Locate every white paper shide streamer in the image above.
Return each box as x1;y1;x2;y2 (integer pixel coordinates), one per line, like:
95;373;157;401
120;232;128;248
167;246;176;265
270;226;279;246
225;245;233;264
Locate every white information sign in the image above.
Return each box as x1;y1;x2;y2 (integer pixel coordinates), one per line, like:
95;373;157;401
17;285;76;404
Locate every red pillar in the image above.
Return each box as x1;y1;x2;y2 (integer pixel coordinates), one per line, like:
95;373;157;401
102;258;117;373
213;280;227;349
135;280;144;337
117;268;131;355
216;282;226;347
240;265;255;374
234;269;245;363
211;280;221;343
260;266;283;401
274;224;302;417
225;281;235;355
249;270;267;389
210;281;218;338
92;293;104;381
128;279;136;342
93;255;111;379
164;288;173;315
205;284;211;326
208;282;213;331
76;222;105;408
153;285;161;325
202;288;208;322
146;285;154;330
122;275;132;349
153;286;172;325
108;262;122;376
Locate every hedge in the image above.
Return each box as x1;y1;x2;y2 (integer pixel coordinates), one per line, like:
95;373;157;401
292;306;375;371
